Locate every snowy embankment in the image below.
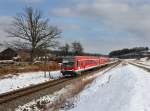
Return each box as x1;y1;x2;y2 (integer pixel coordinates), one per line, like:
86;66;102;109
0;71;62;94
61;63;150;111
138;57;150;66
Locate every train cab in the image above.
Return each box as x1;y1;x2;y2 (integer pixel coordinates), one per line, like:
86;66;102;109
61;56;77;76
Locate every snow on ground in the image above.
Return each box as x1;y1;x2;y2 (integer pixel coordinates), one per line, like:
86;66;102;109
139;57;150;66
140;57;148;62
16;84;73;111
15;64;117;111
140;61;150;66
61;63;150;111
0;71;62;94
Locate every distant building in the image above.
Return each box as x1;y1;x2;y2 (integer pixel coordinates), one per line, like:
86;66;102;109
0;48;17;60
17;50;31;62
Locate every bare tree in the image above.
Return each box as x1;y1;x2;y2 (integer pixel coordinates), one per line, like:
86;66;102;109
59;43;70;56
71;41;83;55
7;7;61;62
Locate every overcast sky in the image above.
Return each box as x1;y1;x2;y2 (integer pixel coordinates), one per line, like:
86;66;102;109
0;0;150;54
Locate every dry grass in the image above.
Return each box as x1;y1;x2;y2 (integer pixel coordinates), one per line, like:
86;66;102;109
17;75;96;111
0;62;60;76
49;76;96;110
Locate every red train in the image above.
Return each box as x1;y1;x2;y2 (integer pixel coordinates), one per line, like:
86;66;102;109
61;56;109;76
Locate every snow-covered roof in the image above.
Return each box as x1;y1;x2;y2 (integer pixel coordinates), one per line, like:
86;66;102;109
0;46;7;53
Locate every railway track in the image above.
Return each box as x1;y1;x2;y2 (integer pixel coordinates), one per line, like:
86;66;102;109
0;61;119;110
129;62;150;71
0;77;70;104
137;62;150;67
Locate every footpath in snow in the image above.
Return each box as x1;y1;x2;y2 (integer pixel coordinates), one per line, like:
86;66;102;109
61;63;150;111
0;71;62;94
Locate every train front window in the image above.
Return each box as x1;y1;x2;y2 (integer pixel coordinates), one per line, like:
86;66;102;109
62;56;75;68
63;62;74;68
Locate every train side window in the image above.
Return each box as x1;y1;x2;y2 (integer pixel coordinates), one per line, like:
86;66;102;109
90;60;93;64
85;60;87;65
77;61;80;67
80;62;82;67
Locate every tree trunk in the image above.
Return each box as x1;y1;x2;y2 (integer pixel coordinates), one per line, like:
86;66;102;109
30;48;35;63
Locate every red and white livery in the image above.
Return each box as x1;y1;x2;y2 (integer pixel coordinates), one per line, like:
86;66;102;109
61;56;109;76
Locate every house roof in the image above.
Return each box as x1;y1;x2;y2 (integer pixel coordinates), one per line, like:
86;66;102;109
0;46;8;53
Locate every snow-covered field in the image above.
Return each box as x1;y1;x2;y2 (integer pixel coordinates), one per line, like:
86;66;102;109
0;71;62;94
139;57;150;66
61;63;150;111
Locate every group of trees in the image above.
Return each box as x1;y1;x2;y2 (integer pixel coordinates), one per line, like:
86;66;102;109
6;6;147;61
1;7;86;62
109;47;149;57
59;42;83;56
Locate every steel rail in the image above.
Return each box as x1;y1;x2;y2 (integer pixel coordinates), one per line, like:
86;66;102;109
0;78;69;104
129;62;150;71
0;61;119;105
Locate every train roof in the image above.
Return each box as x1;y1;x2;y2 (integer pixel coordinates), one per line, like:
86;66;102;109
63;56;109;60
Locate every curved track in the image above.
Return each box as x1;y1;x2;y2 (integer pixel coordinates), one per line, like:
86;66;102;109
0;61;119;107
